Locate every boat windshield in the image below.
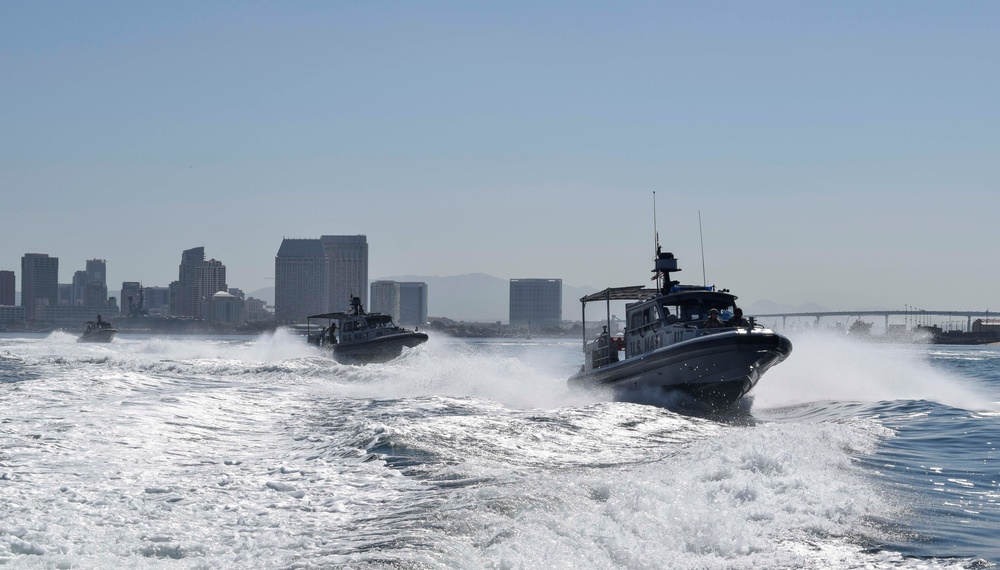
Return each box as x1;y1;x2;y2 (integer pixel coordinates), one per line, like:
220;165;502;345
662;299;738;324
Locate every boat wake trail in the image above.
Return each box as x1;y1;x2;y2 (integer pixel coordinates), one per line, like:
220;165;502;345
752;330;996;412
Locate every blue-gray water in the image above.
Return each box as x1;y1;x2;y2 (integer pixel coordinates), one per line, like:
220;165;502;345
1;330;997;568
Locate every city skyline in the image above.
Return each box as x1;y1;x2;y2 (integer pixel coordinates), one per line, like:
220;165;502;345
3;3;998;312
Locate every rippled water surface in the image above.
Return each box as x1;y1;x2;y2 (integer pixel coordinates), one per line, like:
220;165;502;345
1;330;998;568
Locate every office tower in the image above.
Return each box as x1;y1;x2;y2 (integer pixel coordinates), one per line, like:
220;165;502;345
371;280;427;327
58;283;73;305
0;270;15;306
196;259;228;310
121;282;142;316
321;235;368;313
144;286;170;315
75;259;110;307
21;253;59;321
177;247;205;317
85;259;107;289
72;270;87;306
274;238;328;323
509;278;562;330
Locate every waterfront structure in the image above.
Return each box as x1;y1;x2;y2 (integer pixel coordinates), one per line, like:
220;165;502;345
0;305;25;326
509;278;562;330
36;302;120;328
21;253;59;322
973;318;1000;334
371;280;428;327
321;235;368;313
0;270;15;306
274;238;328;323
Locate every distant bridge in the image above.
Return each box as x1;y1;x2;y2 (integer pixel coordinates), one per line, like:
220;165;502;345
752;310;996;331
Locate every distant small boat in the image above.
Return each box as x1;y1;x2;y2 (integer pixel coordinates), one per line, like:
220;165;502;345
306;296;428;364
78;315;117;343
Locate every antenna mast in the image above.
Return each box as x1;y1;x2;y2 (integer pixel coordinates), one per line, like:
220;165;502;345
698;210;707;286
653;191;661;290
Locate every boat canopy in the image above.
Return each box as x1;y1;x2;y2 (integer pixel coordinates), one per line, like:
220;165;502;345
307;312;353;320
579;286;659;304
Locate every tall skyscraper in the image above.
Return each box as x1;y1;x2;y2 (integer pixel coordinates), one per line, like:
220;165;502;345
71;270;87;306
85;259;107;289
21;253;59;321
196;259;228;309
274;238;328;323
121;282;142;316
321;235;368;313
509;278;562;330
177;247;205;317
0;270;15;306
371;280;428;327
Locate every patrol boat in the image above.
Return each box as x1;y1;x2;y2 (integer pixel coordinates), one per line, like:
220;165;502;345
306;296;428;364
78;315;117;343
568;248;792;408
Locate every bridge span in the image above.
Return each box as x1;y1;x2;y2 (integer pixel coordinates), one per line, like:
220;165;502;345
753;310;996;331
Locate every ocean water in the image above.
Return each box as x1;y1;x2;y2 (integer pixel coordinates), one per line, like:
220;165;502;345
1;330;998;569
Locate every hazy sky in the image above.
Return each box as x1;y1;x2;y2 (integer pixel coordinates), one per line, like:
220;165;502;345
3;2;998;311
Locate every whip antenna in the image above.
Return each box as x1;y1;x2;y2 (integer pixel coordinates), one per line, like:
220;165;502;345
699;210;707;286
653;192;661;290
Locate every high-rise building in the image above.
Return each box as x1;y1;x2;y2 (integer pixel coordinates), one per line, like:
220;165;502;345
274;238;328;323
144;286;170;315
121;282;142;316
77;259;109;307
21;253;59;321
509;278;562;330
196;259;228;312
177;247;205;317
321;235;368;313
85;259;107;289
371;280;427;327
71;270;87;306
0;270;15;306
174;247;228;319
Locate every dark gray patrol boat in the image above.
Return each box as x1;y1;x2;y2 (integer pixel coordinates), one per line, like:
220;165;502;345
307;296;428;364
568;248;792;408
78;315;117;343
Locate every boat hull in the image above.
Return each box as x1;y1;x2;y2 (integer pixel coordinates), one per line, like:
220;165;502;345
78;329;117;343
568;330;792;408
330;332;429;364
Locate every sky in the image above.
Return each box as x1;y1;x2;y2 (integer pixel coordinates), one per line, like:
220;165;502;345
2;1;998;312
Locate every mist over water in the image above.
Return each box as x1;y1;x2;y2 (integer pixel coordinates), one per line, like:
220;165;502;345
1;330;997;568
753;330;996;411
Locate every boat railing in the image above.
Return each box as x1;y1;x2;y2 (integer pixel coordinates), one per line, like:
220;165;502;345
585;330;620;370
